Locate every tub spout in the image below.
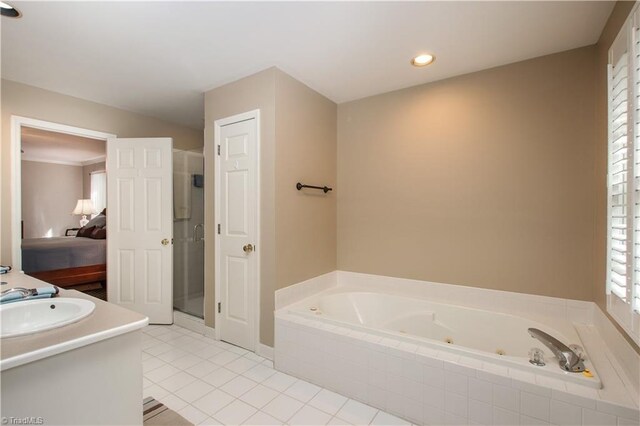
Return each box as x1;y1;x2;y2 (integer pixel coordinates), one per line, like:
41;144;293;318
527;328;585;373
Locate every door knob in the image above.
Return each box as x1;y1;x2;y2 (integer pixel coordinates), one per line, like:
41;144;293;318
161;238;170;246
243;244;254;253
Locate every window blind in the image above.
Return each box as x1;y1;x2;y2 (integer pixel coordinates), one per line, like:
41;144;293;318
609;50;629;302
607;15;640;344
90;171;107;216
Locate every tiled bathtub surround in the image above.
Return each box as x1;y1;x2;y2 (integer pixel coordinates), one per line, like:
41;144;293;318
274;272;640;426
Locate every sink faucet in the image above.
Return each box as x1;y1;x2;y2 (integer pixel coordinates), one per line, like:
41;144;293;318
528;328;585;372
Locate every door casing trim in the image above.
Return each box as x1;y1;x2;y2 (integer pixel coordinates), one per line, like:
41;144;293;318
10;116;116;270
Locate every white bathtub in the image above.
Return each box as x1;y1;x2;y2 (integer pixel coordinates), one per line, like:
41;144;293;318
288;289;601;388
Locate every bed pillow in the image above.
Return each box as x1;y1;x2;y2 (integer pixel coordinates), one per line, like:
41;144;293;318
76;226;96;238
89;227;107;239
84;213;106;229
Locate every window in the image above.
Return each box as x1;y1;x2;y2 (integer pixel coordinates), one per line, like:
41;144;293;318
90;171;106;216
607;10;640;345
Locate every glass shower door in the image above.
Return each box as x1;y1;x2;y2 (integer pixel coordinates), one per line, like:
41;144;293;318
173;149;205;318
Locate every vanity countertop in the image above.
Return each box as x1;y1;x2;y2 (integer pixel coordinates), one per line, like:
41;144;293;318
0;271;148;371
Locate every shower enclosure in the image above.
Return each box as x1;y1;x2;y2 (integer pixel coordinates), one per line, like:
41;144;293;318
173;148;204;318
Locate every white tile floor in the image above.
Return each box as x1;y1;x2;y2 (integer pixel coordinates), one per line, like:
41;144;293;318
142;324;412;425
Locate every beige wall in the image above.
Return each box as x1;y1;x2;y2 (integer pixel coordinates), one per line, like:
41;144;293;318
82;162;106;200
21;161;83;238
274;73;337;292
204;68;278;335
1;79;204;264
337;46;598;301
272;71;337;344
204;68;337;345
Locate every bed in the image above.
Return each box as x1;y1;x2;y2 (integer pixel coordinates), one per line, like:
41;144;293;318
21;236;106;288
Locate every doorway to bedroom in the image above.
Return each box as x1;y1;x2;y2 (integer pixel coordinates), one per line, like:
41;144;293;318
11;117;115;300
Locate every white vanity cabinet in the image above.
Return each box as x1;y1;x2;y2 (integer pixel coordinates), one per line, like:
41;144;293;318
1;272;148;425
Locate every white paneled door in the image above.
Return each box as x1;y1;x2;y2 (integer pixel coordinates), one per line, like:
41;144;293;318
217;116;258;351
107;138;173;324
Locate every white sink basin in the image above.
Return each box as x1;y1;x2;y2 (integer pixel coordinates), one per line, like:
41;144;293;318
1;298;95;338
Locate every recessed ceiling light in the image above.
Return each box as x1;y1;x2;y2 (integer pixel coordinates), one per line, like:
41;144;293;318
0;1;21;18
411;54;435;67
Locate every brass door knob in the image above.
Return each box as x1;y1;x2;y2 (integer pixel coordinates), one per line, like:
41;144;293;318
243;244;254;253
161;238;170;246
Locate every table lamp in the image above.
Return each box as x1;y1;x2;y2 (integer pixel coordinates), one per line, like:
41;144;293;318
72;199;96;227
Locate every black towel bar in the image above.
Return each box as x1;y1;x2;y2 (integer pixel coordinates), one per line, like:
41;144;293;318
296;182;332;193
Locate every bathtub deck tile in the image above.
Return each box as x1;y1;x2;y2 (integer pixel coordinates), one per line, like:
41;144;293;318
423;365;445;388
386;355;404;376
508;368;537;385
423;384;446;409
416;349;444;369
551;389;597;410
423;405;446;425
457;356;483;370
493;383;521;412
520;414;550;425
366;386;388;412
618;416;640;426
380;338;402;351
595;400;640;420
403;397;424;425
492;406;520;426
468;399;493;426
482;362;509;377
397;342;419;356
550;399;583;426
535;375;567;393
401;358;424;380
437;351;460;364
445;371;469;396
512;377;553;398
468;377;493;404
444;411;468;425
520;391;551;422
476;370;512;387
581;408;617;426
444;361;476;376
361;333;382;344
445;391;469;419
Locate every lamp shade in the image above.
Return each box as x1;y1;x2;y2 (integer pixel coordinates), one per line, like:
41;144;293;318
72;199;96;216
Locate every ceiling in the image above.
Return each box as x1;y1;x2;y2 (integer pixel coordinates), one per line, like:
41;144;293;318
21;127;106;165
2;1;614;130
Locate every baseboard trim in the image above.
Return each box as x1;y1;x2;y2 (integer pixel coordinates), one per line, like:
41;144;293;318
204;326;216;339
257;343;274;360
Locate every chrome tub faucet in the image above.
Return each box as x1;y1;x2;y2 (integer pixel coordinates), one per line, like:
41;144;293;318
528;328;585;373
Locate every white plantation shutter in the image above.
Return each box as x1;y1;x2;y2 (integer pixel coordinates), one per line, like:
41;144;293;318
607;14;640;345
634;28;640;314
608;48;629;302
